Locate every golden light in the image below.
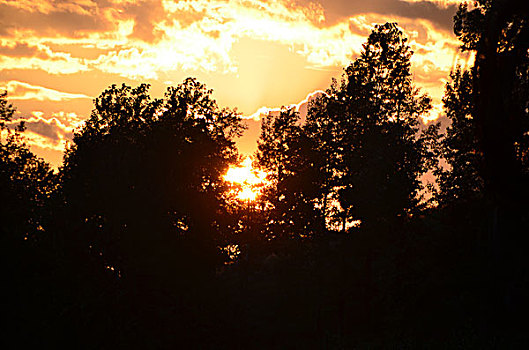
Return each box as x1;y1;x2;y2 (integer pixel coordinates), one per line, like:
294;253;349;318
223;157;267;201
238;187;258;201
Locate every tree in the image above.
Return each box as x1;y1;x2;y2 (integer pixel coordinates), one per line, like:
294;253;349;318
257;107;325;239
453;0;529;332
0;91;56;243
455;0;529;208
60;78;245;283
435;67;484;207
307;23;435;230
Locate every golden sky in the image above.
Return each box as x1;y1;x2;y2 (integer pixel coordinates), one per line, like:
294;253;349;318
0;0;473;166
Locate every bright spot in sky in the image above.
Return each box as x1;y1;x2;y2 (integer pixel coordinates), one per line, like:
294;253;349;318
223;157;267;201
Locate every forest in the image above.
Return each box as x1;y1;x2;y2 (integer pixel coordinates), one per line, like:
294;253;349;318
2;1;529;348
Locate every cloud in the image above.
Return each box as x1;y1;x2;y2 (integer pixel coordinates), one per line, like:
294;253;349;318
0;42;42;57
5;111;83;153
120;0;166;42
0;53;89;74
0;0;98;15
1;81;91;101
399;0;470;9
0;0;465;89
0;0;466;134
404;18;474;100
0;0;363;78
88;0;368;79
23;116;70;141
0;0;469;167
244;89;325;121
0;2;114;38
295;0;460;30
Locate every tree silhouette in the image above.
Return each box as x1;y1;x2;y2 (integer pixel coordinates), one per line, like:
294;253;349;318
1;92;67;348
307;23;435;230
1;91;56;243
435;67;484;207
455;0;529;208
257;107;325;239
60;79;244;286
454;0;529;336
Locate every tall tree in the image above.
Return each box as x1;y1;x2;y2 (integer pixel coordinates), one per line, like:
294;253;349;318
435;67;484;207
307;23;435;230
455;0;529;208
454;0;529;329
257;107;325;239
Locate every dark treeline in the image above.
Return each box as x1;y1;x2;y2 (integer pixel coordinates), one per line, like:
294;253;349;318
3;1;529;348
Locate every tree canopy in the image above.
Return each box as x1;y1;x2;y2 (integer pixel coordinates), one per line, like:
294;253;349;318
455;0;529;207
60;78;245;282
257;107;326;239
1;91;56;243
435;67;484;207
303;23;436;230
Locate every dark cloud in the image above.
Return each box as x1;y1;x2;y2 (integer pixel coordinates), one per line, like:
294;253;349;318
0;0;170;43
301;0;458;32
0;43;41;57
0;3;112;38
27;119;61;141
16;116;72;141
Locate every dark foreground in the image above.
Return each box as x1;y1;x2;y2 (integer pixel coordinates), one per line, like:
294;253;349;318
5;206;529;349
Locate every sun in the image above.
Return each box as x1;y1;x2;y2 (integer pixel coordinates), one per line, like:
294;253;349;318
223;157;267;201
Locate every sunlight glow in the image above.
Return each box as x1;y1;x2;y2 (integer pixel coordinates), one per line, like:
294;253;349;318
223;157;268;201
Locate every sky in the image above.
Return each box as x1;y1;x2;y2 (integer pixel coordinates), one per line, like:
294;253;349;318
0;0;473;167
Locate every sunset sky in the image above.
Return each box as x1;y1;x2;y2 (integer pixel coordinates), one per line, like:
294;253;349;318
0;0;472;167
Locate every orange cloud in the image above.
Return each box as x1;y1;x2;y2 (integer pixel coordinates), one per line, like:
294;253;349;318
0;0;363;77
0;0;98;15
1;81;91;101
0;0;464;91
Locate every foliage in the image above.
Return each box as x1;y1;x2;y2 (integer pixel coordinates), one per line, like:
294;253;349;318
454;0;529;206
435;67;484;207
453;0;491;52
451;2;529;339
0;91;56;243
60;78;245;280
257;107;325;239
306;23;436;229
